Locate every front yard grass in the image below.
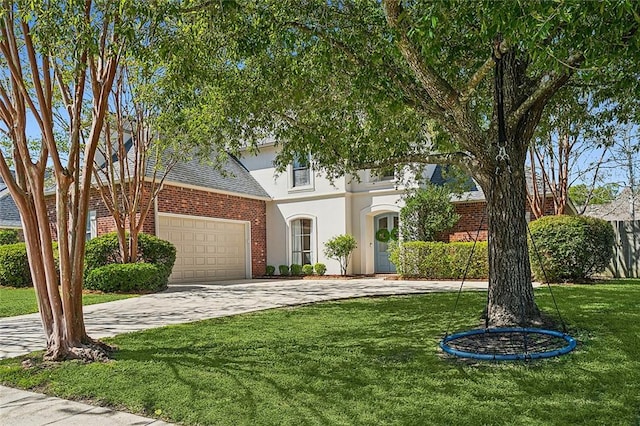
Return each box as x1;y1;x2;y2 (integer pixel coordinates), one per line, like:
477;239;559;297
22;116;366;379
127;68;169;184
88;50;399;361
1;280;639;425
0;286;137;318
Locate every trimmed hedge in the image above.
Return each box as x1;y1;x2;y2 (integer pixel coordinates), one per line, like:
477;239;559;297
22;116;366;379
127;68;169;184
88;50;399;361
278;265;289;276
302;264;314;275
529;215;614;282
0;229;19;245
290;264;302;276
389;241;489;279
84;232;176;292
314;263;326;276
0;242;59;288
84;263;164;293
0;243;32;287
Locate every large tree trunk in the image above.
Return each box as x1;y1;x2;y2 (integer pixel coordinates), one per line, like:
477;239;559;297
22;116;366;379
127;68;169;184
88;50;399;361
479;42;547;327
481;164;540;327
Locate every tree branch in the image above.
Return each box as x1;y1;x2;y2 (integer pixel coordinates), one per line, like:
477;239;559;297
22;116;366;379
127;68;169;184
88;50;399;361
508;53;584;129
460;56;494;104
382;0;459;111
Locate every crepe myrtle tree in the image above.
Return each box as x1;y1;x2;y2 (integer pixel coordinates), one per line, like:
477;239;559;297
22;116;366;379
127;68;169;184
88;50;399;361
0;1;166;361
182;0;639;326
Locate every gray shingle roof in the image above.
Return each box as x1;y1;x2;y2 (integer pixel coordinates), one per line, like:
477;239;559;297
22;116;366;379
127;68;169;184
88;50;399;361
583;188;639;221
0;192;22;228
147;153;270;199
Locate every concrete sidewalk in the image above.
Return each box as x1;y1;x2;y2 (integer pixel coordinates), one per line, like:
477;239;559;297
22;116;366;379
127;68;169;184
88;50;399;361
0;277;488;425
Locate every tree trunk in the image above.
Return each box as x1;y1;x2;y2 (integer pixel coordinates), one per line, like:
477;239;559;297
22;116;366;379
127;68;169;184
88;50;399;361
480;43;543;327
481;164;540;327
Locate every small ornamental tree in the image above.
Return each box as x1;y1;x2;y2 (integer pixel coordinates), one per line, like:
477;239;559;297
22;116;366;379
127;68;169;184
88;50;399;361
324;234;358;276
400;185;460;241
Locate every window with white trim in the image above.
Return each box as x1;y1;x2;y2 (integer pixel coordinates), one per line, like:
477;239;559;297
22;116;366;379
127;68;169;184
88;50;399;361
291;155;311;188
86;210;97;241
291;218;313;265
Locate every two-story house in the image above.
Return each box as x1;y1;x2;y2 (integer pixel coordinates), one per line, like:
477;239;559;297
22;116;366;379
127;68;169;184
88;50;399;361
239;142;487;276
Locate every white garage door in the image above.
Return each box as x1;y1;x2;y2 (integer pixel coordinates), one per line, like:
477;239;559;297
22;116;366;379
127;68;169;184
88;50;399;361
157;214;249;283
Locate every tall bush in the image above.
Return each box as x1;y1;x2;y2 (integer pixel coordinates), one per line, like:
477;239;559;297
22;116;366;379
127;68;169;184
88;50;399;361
528;215;614;282
0;229;19;245
0;242;59;288
399;185;460;241
0;243;32;287
85;232;176;291
324;234;358;276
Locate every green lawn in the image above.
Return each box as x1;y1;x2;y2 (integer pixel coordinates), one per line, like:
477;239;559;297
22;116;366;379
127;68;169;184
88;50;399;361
0;286;137;318
1;281;639;425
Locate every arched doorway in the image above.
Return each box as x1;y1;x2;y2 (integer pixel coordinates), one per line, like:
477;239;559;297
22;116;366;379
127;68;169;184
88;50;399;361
374;212;399;273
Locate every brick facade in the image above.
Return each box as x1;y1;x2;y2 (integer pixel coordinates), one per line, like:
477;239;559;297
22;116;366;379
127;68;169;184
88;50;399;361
46;182;267;277
440;197;557;243
156;185;267;276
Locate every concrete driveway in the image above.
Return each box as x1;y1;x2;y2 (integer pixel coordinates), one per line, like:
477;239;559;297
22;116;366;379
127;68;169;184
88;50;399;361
0;277;488;360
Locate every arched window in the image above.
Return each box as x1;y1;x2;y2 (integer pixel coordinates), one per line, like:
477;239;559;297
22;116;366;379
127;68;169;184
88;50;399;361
291;218;313;265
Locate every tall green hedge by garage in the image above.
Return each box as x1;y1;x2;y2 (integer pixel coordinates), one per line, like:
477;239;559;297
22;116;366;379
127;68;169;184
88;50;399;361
84;232;176;292
389;241;489;279
528;215;614;282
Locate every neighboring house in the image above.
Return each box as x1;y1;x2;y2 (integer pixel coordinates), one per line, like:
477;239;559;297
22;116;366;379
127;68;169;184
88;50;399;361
0;175;23;239
583;187;639;221
583;187;640;278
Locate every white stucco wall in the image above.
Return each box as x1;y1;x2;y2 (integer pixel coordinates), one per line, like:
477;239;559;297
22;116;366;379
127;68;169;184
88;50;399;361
240;146;443;275
266;196;349;275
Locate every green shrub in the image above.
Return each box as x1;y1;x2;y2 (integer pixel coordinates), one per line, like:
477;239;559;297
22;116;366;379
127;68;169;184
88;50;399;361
290;264;302;276
85;263;163;293
302;264;314;275
0;243;31;287
314;263;327;276
84;232;176;292
528;215;614;282
389;241;489;279
0;242;59;288
265;265;276;276
399;185;460;241
0;229;19;245
84;233;121;272
137;233;176;278
278;265;290;276
324;234;358;276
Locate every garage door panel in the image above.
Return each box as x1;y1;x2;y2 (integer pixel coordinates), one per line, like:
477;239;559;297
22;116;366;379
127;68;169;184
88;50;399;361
158;215;248;283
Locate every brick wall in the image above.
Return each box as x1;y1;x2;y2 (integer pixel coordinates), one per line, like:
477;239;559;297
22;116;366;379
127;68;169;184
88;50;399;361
157;185;267;277
45;185;151;240
439;196;557;243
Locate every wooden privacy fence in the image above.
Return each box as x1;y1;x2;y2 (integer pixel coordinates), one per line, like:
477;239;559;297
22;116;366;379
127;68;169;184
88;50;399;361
607;220;640;278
